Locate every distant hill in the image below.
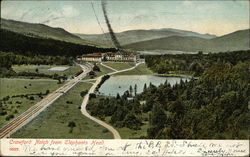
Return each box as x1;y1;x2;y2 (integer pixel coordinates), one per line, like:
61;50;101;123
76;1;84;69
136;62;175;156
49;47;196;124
0;29;116;57
124;29;250;53
76;28;216;46
159;28;217;39
1;18;95;46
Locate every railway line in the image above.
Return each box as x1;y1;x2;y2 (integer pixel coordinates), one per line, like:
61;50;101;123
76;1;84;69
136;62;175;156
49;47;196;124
0;63;92;138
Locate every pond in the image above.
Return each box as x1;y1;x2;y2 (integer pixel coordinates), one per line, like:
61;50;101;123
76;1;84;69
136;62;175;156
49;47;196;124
98;75;190;96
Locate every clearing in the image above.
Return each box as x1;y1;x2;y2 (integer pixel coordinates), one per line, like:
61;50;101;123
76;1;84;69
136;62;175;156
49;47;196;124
12;64;82;78
102;62;135;71
114;63;153;75
11;82;113;138
0;78;62;128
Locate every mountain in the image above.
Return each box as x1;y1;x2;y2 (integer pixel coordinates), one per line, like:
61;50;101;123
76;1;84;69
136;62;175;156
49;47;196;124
158;28;217;39
1;18;95;46
124;29;250;53
0;29;115;57
75;28;216;46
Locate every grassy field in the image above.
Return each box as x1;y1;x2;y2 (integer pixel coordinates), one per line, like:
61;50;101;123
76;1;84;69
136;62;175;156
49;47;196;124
12;64;82;78
83;63;114;80
0;78;63;128
102;62;135;71
11;82;113;138
115;63;154;75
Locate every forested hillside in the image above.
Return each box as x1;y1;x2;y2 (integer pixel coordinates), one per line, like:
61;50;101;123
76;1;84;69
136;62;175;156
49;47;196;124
87;51;250;139
0;52;72;77
1;18;94;45
0;29;115;57
145;50;250;76
0;29;116;77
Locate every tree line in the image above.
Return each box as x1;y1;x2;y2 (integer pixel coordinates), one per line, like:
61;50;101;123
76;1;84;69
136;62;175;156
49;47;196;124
0;52;72;77
145;50;250;76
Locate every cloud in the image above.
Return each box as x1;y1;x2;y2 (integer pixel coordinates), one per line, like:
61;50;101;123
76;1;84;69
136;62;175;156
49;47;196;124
61;5;79;17
1;6;31;21
20;9;33;20
129;14;159;25
39;5;79;24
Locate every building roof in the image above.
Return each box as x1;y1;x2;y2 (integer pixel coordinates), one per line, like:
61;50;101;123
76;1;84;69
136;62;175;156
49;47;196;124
79;52;137;59
81;52;102;58
81;56;102;58
105;52;116;57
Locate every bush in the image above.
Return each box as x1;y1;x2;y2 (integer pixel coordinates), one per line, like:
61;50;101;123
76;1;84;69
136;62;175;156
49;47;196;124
0;111;7;116
68;121;76;133
80;90;88;97
89;93;96;99
96;75;110;91
93;64;100;71
29;96;35;100
66;101;73;104
102;129;109;133
75;70;83;77
6;114;14;121
45;90;50;95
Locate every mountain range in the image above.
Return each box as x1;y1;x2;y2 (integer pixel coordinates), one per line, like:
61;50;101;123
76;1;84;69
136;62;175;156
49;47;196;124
124;29;250;52
75;28;216;46
1;18;249;53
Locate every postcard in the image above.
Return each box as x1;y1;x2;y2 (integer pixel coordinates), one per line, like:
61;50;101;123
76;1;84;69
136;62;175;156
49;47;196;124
0;0;249;156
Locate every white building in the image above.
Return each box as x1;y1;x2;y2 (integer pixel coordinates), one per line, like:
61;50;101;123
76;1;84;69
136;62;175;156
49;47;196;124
77;52;139;62
76;53;103;62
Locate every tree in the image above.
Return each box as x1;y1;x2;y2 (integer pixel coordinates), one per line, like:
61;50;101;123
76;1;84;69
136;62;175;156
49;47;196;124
143;83;147;92
134;84;137;96
93;64;100;71
80;90;88;97
35;68;39;73
148;103;167;138
116;93;121;99
129;85;133;97
169;99;184;116
29;96;35;100
68;121;76;133
123;111;142;130
45;90;50;95
189;61;204;76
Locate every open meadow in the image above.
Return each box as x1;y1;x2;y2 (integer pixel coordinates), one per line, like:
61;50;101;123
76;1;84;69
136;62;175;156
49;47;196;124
12;82;113;138
12;64;82;78
102;62;135;71
0;78;63;128
114;63;153;75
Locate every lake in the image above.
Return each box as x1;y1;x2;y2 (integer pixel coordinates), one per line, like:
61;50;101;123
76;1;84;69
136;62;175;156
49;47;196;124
99;75;190;96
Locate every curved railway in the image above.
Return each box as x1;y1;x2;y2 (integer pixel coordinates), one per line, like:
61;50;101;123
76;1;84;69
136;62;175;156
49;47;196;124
0;64;92;138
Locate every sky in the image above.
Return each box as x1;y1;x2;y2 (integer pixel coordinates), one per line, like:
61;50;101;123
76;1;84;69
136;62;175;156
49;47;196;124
1;0;249;36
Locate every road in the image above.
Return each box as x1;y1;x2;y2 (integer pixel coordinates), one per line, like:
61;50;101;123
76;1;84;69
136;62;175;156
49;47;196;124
100;62;118;72
0;63;92;138
80;62;142;139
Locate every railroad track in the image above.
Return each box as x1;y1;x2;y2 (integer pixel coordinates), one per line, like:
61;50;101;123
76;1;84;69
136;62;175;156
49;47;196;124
0;65;91;138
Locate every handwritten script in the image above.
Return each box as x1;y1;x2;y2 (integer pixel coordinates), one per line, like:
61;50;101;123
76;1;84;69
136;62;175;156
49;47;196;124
1;139;249;156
